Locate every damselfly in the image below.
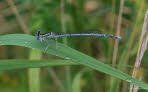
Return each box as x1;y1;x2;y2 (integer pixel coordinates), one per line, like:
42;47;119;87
36;30;122;51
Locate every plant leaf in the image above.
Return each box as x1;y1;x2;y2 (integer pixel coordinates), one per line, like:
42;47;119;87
0;59;78;70
0;34;148;90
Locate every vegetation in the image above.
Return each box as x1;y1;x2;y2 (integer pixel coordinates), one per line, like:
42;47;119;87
0;0;148;92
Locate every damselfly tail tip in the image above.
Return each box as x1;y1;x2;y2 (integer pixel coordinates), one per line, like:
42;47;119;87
116;36;122;39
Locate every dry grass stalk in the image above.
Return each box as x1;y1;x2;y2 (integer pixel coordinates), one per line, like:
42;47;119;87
112;0;124;67
130;9;148;92
6;0;30;34
47;68;66;92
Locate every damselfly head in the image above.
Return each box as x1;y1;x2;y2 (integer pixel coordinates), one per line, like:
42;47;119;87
36;30;41;40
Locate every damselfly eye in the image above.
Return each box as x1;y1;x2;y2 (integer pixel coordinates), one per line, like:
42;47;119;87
37;30;41;35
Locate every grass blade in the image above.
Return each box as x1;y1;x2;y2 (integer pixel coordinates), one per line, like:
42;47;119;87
0;59;78;70
0;34;148;90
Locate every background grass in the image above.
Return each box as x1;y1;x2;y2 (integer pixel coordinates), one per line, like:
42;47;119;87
0;0;148;92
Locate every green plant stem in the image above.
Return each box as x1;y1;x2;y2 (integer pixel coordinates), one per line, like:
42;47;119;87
28;49;42;92
61;0;72;92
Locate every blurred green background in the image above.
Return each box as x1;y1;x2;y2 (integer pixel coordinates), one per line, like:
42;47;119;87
0;0;148;92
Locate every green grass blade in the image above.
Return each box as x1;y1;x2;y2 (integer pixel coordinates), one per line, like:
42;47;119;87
72;72;83;92
0;34;148;90
0;59;78;70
